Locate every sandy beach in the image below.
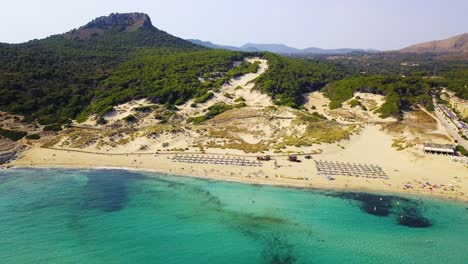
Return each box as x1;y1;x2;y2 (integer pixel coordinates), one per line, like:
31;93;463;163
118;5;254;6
6;125;468;202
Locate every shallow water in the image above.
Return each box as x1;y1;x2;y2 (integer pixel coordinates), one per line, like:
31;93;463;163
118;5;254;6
0;168;467;264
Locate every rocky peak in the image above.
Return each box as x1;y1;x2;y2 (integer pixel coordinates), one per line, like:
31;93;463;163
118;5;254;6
83;12;152;30
64;12;153;40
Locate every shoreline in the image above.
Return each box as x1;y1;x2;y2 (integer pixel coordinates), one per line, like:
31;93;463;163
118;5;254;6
7;163;468;203
5;126;467;203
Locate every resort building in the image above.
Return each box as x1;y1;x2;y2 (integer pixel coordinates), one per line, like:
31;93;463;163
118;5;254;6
422;143;455;155
441;89;468;118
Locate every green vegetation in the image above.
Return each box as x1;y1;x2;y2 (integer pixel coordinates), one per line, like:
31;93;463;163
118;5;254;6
323;75;432;118
391;138;414;151
433;69;468;99
307;52;467;103
1;18;466;126
456;145;468;156
349;99;360;108
187;116;209;125
133;105;154;112
96;117;108;125
205;103;234;118
123;114;137;123
25;133;41;140
0;128;27;141
254;53;341;108
274;113;351;149
234;96;245;102
0;21;203;124
81;49;248;119
43;124;63;131
223;93;234;99
188;103;234;124
233;102;247;108
228;61;260;77
0;20;262;124
195;92;215;104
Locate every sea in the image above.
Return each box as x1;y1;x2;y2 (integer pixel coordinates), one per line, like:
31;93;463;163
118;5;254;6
0;168;467;264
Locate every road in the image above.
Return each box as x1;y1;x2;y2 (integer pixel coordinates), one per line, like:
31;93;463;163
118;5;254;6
432;99;468;150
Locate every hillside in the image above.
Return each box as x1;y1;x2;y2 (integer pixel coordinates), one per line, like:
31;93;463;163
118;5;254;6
0;13;209;125
0;13;340;126
399;33;468;56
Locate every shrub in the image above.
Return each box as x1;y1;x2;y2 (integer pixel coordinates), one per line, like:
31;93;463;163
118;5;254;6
188;103;234;124
223;93;234;99
195;92;214;104
234;102;247;108
133;105;154;112
123;115;137;123
96;117;108;125
456;145;468;156
0;128;27;141
349;99;360;108
329;101;342;110
188;116;208;125
26;133;41;140
43;124;63;131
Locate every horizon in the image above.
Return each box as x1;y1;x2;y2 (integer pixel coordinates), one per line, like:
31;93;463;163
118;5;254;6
1;0;468;50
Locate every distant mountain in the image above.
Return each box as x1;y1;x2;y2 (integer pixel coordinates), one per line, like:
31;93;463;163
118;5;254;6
399;33;467;55
186;39;241;51
187;39;378;54
241;43;298;53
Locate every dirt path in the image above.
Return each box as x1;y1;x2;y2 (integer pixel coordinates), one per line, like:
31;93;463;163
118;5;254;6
177;57;271;118
418;105;451;137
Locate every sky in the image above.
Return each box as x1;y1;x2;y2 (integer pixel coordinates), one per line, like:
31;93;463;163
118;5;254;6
1;0;467;50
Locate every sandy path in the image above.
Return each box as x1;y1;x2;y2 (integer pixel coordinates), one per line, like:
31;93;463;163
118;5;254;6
418;105;451;137
177;58;272;117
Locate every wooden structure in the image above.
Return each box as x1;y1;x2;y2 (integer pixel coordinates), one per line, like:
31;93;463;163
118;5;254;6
422;143;455;155
257;155;271;161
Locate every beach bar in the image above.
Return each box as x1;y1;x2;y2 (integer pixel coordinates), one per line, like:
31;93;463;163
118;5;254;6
422;143;455;155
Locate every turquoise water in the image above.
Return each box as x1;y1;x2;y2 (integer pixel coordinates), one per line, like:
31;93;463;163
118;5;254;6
0;169;467;264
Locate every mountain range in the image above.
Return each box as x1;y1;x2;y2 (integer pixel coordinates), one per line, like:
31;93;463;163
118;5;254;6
189;33;468;56
187;39;379;55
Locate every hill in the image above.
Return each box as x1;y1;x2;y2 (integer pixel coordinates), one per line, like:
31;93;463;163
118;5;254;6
0;13;340;125
399;33;468;57
0;12;210;124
